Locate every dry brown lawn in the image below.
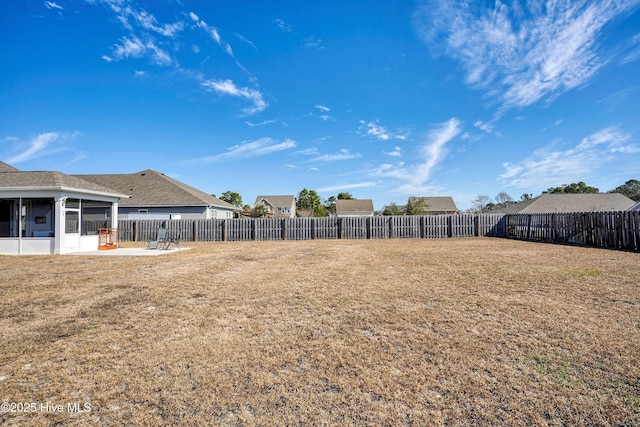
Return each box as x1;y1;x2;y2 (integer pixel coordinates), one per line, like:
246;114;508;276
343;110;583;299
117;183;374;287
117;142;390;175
0;238;638;426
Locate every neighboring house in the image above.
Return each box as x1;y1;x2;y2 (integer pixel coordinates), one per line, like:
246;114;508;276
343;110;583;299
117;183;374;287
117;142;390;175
76;169;239;220
627;200;640;211
0;162;128;254
409;196;459;215
254;195;296;218
493;193;635;214
336;199;374;217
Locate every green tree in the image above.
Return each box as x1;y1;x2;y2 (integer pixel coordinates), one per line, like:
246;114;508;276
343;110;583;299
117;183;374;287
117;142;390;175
521;193;533;201
337;192;353;200
219;190;243;207
251;204;267;218
296;188;326;217
382;202;403;215
544;181;599;194
324;195;337;215
609;179;640;202
404;197;430;215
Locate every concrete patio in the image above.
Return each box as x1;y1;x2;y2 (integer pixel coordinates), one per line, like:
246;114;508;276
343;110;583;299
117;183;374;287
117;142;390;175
67;247;190;256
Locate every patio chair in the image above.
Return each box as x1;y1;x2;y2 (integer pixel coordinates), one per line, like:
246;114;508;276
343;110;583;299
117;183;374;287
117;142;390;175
147;227;168;249
163;232;181;250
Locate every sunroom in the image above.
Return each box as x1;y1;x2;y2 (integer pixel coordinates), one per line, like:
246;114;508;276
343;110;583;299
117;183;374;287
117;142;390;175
0;170;129;254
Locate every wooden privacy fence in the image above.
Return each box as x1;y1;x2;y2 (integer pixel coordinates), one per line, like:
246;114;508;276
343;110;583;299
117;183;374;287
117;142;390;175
105;213;507;243
81;211;639;251
505;211;640;251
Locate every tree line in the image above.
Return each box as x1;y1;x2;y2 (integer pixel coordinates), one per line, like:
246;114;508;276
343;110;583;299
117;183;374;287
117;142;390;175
214;179;639;217
471;179;639;213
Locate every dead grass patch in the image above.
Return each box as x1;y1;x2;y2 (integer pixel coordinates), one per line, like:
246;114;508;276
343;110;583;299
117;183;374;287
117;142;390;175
1;238;638;425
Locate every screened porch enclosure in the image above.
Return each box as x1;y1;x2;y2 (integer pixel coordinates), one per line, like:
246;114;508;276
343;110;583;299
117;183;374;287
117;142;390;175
0;198;54;238
0;196;118;254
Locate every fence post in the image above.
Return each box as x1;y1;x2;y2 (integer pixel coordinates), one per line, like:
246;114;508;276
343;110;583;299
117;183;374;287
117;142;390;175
133;220;138;242
366;217;372;239
252;219;257;241
388;216;394;239
282;218;287;241
222;219;227;242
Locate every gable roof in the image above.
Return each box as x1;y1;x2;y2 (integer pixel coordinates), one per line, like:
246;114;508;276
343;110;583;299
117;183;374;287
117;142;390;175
336;199;374;213
254;195;295;207
0;161;20;172
0;170;129;198
494;193;635;214
75;169;237;209
409;196;458;212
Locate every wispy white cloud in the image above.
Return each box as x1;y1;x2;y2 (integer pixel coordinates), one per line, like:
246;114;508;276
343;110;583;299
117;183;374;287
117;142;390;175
310;149;362;162
6;131;80;163
274;19;292;33
190;137;296;163
384;146;402;157
621;32;640;64
312;105;333;121
44;1;63;11
91;1;261;114
201;79;266;115
103;35;173;65
473;120;493;134
500;126;638;188
304;36;324;50
245;119;276;127
189;12;234;56
373;118;461;194
236;33;257;49
359;120;407;141
133;9;183;37
413;0;640;111
317;182;376;193
100;0;183;37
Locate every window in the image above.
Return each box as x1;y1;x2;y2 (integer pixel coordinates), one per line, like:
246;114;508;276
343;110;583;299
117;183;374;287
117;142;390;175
65;209;79;233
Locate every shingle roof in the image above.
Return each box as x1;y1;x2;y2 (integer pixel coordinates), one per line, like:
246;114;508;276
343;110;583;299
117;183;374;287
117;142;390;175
254;195;295;207
336;199;374;214
0;161;19;172
0;170;128;197
75;169;237;209
494;193;635;213
409;196;458;212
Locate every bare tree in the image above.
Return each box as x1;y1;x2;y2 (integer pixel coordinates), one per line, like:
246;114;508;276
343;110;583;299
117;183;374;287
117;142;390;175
495;192;513;208
472;195;492;213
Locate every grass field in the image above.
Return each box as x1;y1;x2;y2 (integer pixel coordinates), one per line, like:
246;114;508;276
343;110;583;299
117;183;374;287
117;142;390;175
1;238;638;426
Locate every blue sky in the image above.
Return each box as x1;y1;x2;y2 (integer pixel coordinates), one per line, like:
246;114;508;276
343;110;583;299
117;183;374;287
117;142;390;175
2;0;639;210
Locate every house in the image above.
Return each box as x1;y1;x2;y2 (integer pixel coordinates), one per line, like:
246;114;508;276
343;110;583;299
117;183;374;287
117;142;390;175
493;193;635;214
335;199;374;217
627;200;640;211
254;195;296;218
408;196;459;215
0;162;128;254
75;169;239;220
